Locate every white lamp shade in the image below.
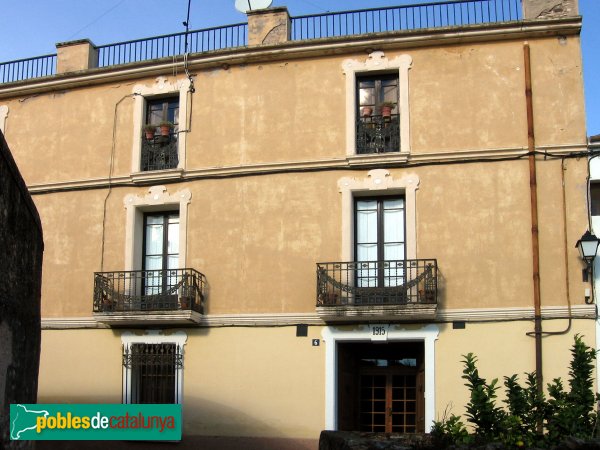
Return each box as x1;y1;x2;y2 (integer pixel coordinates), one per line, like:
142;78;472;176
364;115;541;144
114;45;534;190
576;230;600;263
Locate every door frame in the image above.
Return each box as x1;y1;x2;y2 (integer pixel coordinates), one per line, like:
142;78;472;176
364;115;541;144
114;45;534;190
322;324;439;432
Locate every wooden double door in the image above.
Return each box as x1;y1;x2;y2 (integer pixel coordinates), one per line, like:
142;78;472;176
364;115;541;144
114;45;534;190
338;342;425;433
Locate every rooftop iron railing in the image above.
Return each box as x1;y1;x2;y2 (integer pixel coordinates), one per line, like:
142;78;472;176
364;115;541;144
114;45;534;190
97;23;247;67
0;0;524;84
291;0;521;40
0;54;57;83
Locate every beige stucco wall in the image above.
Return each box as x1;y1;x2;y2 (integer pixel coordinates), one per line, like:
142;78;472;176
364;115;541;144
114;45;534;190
31;155;588;317
38;320;597;438
38;326;326;439
1;36;586;188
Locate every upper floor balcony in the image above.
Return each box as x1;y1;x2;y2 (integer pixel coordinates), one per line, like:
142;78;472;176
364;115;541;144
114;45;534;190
0;0;524;84
316;259;438;322
93;268;206;326
141;134;178;172
357;114;400;154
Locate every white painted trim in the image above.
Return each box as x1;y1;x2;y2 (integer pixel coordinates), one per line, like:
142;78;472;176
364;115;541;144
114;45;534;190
0;105;8;134
27;145;588;195
342;51;412;155
121;330;187;404
123;185;192;271
131;76;191;173
321;324;439;432
41;305;596;329
437;304;596;321
338;169;419;261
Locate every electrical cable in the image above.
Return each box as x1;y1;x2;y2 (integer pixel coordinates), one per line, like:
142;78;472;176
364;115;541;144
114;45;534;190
183;0;196;94
99;93;138;272
30;149;594;197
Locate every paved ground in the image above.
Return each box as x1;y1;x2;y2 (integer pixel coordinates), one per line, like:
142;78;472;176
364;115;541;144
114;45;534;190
37;436;318;450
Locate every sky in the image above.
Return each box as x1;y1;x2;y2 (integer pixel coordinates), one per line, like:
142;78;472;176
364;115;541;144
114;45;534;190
0;0;598;135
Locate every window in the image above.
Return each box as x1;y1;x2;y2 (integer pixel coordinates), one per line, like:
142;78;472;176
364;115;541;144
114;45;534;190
342;52;412;156
143;212;179;290
131;77;191;174
591;183;600;216
355;197;405;288
142;212;180;306
146;97;179;129
123;343;182;404
122;331;187;404
141;96;179;172
356;75;400;154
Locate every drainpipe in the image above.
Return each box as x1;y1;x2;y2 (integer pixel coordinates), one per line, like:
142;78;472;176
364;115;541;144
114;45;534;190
524;43;544;397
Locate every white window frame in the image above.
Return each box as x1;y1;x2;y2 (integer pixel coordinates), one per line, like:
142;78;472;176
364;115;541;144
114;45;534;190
342;51;412;156
338;169;419;262
322;324;439;432
0;105;8;134
121;330;187;404
123;185;191;272
131;76;191;173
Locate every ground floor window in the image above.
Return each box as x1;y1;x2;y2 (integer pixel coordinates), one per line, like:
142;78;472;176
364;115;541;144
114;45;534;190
123;343;182;404
121;331;187;404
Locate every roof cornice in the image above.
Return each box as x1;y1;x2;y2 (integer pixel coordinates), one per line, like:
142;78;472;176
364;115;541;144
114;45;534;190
0;17;582;100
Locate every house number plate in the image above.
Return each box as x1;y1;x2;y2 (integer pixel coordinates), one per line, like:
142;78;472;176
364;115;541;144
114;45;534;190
370;324;389;342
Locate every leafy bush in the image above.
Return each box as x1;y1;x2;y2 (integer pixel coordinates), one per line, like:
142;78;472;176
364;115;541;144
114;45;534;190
433;335;599;448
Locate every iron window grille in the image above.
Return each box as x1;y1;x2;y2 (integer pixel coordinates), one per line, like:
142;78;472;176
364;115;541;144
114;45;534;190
123;343;183;404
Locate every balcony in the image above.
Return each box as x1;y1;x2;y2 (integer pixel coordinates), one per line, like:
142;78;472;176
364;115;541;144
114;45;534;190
93;268;206;325
141;135;178;172
316;259;438;322
356;114;400;154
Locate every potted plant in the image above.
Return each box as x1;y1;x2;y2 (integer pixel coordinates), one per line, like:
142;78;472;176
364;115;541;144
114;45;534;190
380;102;395;118
159;121;174;137
143;123;157;140
361;106;373;118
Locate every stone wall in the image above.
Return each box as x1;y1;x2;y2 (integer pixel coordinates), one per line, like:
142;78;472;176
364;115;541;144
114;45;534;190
0;130;44;449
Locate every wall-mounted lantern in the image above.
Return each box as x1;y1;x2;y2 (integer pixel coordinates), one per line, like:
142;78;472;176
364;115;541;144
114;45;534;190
575;230;600;282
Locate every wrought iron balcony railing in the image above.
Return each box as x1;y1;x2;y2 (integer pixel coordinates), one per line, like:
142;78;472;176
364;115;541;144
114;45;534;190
356;114;400;154
93;268;206;313
317;259;437;307
141;134;178;171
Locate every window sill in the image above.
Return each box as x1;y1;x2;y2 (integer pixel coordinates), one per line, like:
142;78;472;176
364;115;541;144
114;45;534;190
346;152;409;166
131;168;184;184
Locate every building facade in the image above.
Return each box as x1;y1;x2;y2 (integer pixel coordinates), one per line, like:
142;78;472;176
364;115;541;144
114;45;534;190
0;0;594;447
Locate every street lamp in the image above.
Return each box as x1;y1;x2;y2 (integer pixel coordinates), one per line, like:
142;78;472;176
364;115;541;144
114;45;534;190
575;230;600;282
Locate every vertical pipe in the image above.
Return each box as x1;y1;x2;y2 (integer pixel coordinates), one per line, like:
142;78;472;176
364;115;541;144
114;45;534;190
524;43;543;396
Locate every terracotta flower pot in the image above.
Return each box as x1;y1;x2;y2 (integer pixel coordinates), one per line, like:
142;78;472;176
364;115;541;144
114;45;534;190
381;105;393;118
160;125;172;136
145;130;155;140
361;106;373;118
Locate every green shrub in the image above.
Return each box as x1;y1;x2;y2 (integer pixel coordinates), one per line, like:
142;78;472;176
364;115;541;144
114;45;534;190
433;335;599;448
